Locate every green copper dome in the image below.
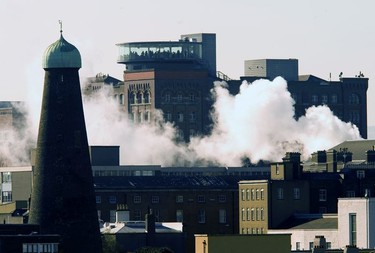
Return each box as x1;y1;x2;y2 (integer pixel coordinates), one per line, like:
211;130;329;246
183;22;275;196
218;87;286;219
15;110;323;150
42;34;81;69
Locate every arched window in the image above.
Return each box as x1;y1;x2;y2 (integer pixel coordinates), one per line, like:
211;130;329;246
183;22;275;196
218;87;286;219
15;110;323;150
144;91;151;104
137;92;143;104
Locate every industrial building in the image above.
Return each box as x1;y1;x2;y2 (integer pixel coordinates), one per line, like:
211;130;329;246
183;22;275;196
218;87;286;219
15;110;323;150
229;59;368;138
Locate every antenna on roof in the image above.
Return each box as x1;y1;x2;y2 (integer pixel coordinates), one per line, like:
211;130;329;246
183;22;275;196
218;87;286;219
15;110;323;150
59;20;63;35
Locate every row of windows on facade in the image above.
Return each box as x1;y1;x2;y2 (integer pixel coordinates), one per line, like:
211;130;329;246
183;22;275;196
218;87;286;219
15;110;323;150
129;91;152;105
92;169;268;177
295;241;332;251
276;188;329;201
22;243;58;253
101;208;227;224
132;111;151;123
163;93;197;103
165;111;196;123
114;94;125;105
292;93;361;105
276;187;301;200
241;207;265;222
241;227;265;235
241;188;265;201
96;194;227;204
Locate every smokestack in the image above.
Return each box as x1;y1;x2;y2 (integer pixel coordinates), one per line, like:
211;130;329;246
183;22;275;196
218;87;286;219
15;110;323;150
326;149;337;173
145;211;156;246
28;30;102;253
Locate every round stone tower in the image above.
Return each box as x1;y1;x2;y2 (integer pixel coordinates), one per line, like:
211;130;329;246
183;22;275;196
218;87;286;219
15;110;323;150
29;30;102;253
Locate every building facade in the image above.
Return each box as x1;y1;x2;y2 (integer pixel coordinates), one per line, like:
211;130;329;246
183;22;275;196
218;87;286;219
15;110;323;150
83;33;219;141
94;175;247;253
229;59;369;138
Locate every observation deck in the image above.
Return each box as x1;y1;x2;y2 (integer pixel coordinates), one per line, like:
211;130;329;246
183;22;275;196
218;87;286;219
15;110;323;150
117;41;203;64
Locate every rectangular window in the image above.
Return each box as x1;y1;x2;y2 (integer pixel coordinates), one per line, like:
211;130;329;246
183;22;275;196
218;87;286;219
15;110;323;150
189;112;196;122
176;210;183;222
134;210;142;220
349;213;357;246
346;190;356;197
2;191;12;202
178;112;184;122
296;242;301;250
133;195;141;204
219;209;227;224
176;195;183;203
165;94;170;102
275;164;280;175
197;195;205;203
319;206;327;213
356;170;365;179
260;208;264;220
319;189;327;202
109;196;117;204
151;195;159;204
293;188;300;200
326;242;331;249
260;189;264;200
110;210;116;222
96;196;101;204
166;112;172;121
177;94;183;102
256;208;259;221
218;195;226;203
198;209;206;223
277;188;284;200
1;172;11;183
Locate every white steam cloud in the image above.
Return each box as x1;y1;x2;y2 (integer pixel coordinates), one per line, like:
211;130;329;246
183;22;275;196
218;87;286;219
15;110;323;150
0;102;36;166
83;77;361;166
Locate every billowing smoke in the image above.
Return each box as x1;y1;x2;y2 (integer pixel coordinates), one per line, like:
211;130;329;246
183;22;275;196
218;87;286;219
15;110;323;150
83;88;198;166
83;77;361;166
0;102;36;166
189;77;361;165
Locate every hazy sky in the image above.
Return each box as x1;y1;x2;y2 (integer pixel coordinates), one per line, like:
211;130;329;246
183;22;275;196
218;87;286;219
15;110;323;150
1;0;375;126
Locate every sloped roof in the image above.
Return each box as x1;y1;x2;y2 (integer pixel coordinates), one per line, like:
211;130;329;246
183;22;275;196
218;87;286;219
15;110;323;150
331;140;375;160
277;215;338;230
94;175;265;190
298;75;327;82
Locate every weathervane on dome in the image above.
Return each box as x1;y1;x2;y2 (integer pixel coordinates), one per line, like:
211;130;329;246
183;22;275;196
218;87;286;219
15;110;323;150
59;20;63;34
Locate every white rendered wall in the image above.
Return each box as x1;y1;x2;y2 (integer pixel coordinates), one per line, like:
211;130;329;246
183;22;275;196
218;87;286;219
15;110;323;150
338;198;375;249
268;229;338;250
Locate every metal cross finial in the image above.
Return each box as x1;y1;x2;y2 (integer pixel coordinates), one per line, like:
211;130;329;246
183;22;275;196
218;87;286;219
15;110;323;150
59;20;63;34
